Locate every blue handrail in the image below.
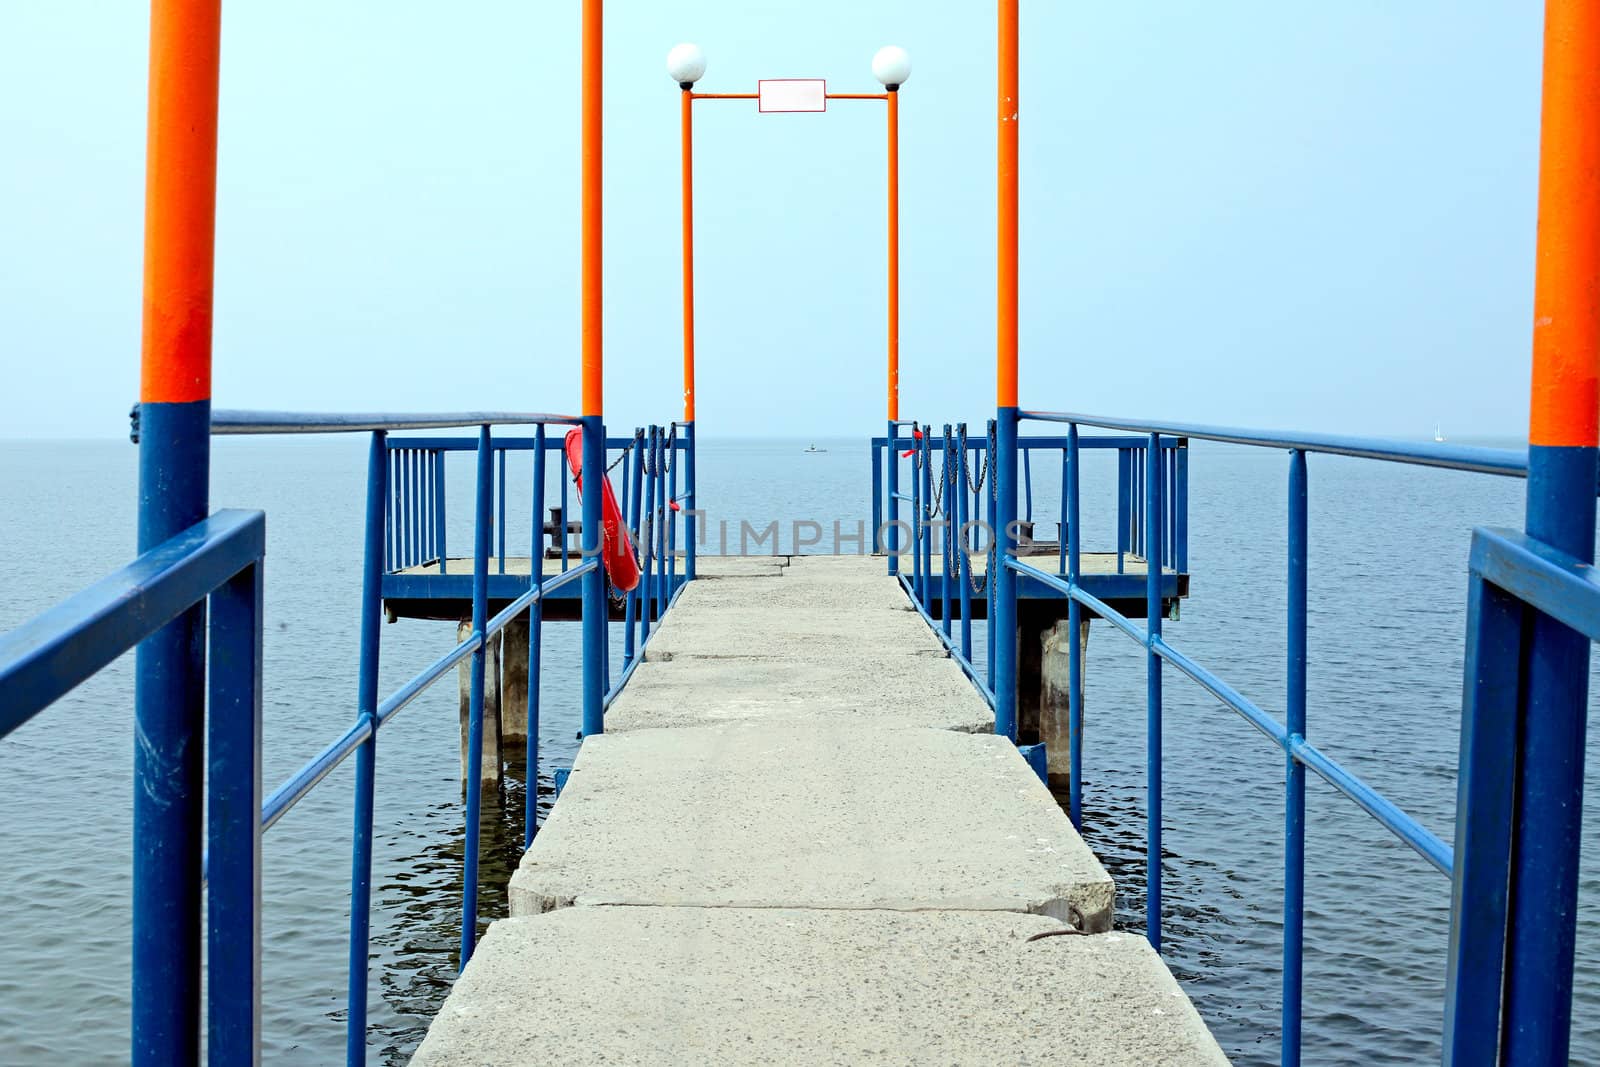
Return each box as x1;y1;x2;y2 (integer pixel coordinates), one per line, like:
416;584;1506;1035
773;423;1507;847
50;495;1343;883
3;408;693;1065
0;509;267;1064
947;408;1595;1067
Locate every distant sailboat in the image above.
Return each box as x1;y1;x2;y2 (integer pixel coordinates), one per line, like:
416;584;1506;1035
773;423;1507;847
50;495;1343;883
804;443;827;454
1433;424;1446;443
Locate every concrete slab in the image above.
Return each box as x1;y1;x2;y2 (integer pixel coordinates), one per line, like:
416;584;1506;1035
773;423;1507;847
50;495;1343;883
667;570;914;613
604;656;993;733
411;908;1231;1066
508;721;1113;927
641;574;941;663
687;554;791;578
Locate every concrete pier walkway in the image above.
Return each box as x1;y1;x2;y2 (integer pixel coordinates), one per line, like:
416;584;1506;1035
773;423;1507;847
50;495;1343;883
412;556;1229;1065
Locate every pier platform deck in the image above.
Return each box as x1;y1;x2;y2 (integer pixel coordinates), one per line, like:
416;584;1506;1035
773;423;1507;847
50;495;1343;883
383;550;1186;622
412;557;1228;1065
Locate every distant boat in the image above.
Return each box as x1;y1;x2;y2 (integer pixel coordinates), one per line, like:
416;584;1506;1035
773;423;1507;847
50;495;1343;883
804;444;827;454
1434;424;1446;443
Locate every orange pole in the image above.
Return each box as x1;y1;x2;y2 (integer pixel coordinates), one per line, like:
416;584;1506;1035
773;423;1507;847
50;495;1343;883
580;0;602;417
680;88;696;422
1528;0;1600;449
887;89;900;421
997;0;1019;407
140;0;222;406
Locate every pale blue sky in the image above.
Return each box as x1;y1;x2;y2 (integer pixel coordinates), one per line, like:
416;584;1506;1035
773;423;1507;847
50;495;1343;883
1;3;1544;439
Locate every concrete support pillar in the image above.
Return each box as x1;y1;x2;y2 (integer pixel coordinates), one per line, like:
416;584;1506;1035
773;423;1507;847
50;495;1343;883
1040;616;1089;786
501;612;530;744
458;620;502;791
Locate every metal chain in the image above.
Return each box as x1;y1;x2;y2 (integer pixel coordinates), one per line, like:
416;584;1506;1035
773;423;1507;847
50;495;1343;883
966;433;988;494
607;437;632;474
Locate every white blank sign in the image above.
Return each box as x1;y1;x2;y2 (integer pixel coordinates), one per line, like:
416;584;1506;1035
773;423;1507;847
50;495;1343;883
758;79;827;113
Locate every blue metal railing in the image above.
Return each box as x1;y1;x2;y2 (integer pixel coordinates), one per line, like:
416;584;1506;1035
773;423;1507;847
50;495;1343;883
12;408;692;1065
871;423;1187;705
376;423;693;697
967;408;1588;1066
0;510;267;1065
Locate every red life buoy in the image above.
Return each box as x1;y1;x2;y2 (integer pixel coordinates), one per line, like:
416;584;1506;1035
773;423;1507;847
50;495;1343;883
563;428;643;593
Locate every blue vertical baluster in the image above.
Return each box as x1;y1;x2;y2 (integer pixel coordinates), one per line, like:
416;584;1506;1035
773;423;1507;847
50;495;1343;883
461;426;493;967
525;425;547;850
1116;448;1129;575
1442;566;1523;1066
1067;423;1083;829
1282;449;1308;1067
655;429;669;622
871;439;883;557
1502;442;1598;1062
622;431;639;667
627;429;646;655
683;420;697;581
887;420;900;576
498;448;507;575
934;428;947;643
915;428;928;604
435;450;448;575
1022;444;1033;525
1175;442;1188;574
207;557;263;1066
1057;447;1068;577
559;445;570;573
986;419;998;698
641;428;658;639
957;425;973;662
1144;433;1163;950
920;429;934;609
343;430;388;1064
668;426;679;592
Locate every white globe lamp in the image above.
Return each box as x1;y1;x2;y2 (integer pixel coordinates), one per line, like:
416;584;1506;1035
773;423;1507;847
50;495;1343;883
872;45;911;90
667;43;706;88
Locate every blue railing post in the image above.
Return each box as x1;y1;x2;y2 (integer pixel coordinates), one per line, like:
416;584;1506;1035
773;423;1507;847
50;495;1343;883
1066;422;1083;828
1282;448;1308;1067
627;429;646;654
461;425;493;968
345;430;388;1063
497;448;507;574
957;425;973;662
887;420;900;575
525;424;547;850
871;439;883;560
654;428;669;619
1144;432;1164;950
986;419;999;700
994;406;1019;742
1176;441;1189;574
1116;447;1130;574
206;559;263;1065
921;431;934;603
1442;567;1522;1066
684;420;697;581
668;425;679;592
1502;443;1597;1061
942;425;954;638
915;428;928;604
642;427;659;637
580;415;607;739
434;450;448;574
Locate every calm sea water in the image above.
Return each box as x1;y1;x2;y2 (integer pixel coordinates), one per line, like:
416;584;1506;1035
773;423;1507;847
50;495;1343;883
1;434;1596;1065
